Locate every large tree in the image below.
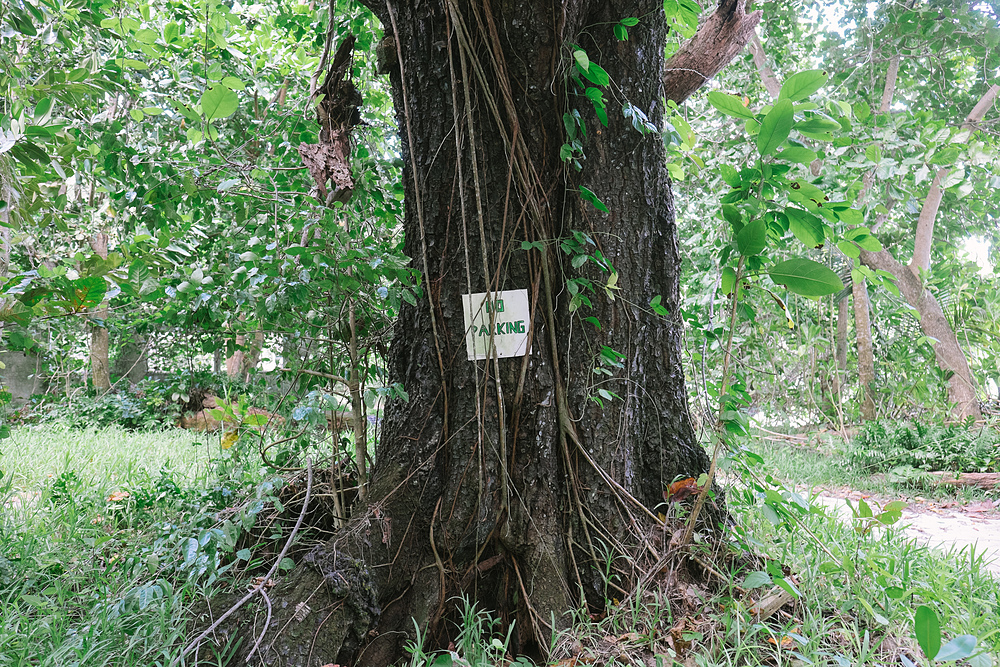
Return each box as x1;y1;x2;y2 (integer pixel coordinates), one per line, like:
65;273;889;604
194;1;758;665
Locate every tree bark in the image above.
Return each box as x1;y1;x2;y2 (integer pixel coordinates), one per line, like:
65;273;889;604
215;2;754;665
860;248;980;419
89;232;111;394
852;278;876;421
834;294;847;395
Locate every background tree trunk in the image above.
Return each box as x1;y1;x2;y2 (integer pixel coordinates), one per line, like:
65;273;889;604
860;248;980;420
89;232;111;394
218;2;756;665
852;278;876;421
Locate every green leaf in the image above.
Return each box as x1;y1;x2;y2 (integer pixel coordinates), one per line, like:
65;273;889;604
279;557;295;571
929;145;961;166
853;234;883;252
128;259;149;285
581;63;610;87
757;99;794;157
779;69;828;102
837;240;860;258
706;92;755;120
614;24;628;40
200;86;239;120
769;258;844;297
795;116;841;141
70;277;107;310
914;605;941;660
785;207;824;248
773;576;801;599
579;185;609;213
221;76;246;91
736;218;766;256
934;636;977;662
720;267;737;294
620;17;639;26
33;98;53;120
775;146;817;163
184;537;199;565
573;49;590;72
742;571;772;589
719;164;741;187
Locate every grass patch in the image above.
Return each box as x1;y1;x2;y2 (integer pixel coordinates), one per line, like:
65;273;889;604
0;425;281;667
1;423;213;491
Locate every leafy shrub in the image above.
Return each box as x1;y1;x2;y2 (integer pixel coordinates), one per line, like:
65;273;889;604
35;369;263;430
847;420;999;474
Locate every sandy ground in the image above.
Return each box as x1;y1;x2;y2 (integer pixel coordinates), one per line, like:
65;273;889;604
806;489;1000;575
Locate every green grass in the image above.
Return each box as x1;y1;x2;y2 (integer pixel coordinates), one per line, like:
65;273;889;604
748;431;1000;502
1;423;213;491
709;489;1000;667
0;424;273;667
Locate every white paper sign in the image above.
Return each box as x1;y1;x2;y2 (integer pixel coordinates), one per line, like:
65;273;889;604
462;289;530;361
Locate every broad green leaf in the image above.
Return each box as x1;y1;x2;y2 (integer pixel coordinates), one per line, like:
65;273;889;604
200;86;239;120
775;146;817;163
779;69;828;102
769;258;844;297
785;207;824;247
853;234;883;251
128;259;149;285
573;49;590;71
914;605;941;660
706;92;755;120
929;145;961;165
184;537;199;565
581;63;610;87
221;76;246;91
579;185;609;213
773;576;801;599
720;267;737;294
33;98;53;120
837;240;861;258
164;21;180;43
934;636;977;662
742;571;772;589
736;219;766;256
795;116;841;141
719;164;741;187
115;58;148;70
620;17;639;26
70;277;107;310
757;99;794;157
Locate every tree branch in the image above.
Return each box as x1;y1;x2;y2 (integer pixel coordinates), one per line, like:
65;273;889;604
748;32;780;99
910;84;999;275
663;0;761;104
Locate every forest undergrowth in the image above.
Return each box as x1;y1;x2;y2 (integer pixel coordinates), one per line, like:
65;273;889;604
0;425;997;667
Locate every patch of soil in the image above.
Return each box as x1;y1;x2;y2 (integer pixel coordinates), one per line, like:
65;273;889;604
805;486;1000;575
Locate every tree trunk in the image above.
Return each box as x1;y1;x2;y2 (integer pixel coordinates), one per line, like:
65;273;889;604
860;249;980;420
214;2;755;665
89;232;111;394
834;295;848;395
852;278;876;421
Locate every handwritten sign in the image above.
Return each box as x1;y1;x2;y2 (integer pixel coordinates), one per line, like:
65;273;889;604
462;289;530;361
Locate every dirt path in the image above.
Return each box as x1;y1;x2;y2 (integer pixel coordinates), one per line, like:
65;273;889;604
806;488;1000;575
